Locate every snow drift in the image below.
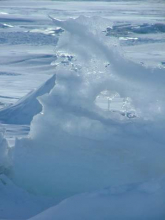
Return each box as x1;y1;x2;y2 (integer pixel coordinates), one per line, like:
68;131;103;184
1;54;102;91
0;74;55;125
8;16;165;219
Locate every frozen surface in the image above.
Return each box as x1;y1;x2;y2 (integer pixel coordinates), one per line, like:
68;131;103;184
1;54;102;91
0;124;29;146
0;174;57;219
11;15;165;201
0;74;55;125
0;0;165;220
29;179;165;220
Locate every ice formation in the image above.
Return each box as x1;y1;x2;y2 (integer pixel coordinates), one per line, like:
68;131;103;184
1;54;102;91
0;0;165;218
0;74;55;124
8;16;165;213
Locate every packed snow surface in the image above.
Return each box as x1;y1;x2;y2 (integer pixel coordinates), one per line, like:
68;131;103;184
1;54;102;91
0;0;165;220
29;179;165;220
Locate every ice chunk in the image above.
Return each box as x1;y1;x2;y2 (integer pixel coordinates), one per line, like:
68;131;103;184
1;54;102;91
10;16;165;206
0;74;55;125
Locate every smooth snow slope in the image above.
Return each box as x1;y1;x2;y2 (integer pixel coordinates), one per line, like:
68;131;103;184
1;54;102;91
29;179;165;220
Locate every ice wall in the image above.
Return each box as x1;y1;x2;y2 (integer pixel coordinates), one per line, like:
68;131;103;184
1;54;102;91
11;16;165;204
